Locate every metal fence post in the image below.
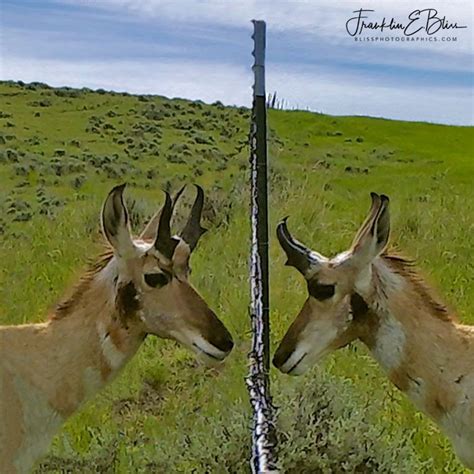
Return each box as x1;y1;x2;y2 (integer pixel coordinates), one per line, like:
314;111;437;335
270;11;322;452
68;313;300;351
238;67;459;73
246;19;279;474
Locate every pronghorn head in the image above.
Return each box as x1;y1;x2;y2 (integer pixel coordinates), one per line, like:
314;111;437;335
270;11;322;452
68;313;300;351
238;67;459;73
101;184;234;364
273;193;390;375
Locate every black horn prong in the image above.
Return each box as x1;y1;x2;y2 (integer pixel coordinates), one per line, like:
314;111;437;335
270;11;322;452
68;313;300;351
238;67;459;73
139;185;185;242
172;185;186;207
154;191;179;259
276;217;320;276
180;184;207;251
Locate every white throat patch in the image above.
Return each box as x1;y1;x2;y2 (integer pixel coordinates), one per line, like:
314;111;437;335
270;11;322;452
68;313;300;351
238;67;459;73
372;312;406;372
97;322;127;371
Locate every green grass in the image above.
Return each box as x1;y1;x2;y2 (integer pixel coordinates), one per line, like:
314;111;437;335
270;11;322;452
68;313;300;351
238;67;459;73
0;80;473;472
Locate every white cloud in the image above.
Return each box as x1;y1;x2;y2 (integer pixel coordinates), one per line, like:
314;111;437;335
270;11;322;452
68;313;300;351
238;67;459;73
268;65;473;125
3;56;471;125
2;1;471;124
63;0;473;53
1;57;253;106
54;0;473;76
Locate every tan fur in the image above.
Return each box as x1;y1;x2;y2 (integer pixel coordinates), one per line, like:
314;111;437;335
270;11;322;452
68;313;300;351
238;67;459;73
0;264;143;472
384;252;454;322
274;194;474;469
0;186;233;473
52;250;114;320
361;257;474;468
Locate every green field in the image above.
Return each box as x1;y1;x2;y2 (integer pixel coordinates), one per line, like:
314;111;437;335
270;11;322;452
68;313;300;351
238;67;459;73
0;80;473;473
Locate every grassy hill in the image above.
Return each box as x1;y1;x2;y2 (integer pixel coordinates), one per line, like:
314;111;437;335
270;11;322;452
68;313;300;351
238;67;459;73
0;80;473;473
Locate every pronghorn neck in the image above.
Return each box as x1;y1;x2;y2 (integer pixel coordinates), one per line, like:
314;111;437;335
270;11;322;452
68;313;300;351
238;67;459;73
48;255;146;401
353;255;474;468
0;256;145;473
354;256;413;373
355;254;473;415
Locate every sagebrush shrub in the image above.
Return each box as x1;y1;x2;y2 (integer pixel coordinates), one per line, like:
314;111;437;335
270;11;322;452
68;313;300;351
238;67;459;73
275;371;429;473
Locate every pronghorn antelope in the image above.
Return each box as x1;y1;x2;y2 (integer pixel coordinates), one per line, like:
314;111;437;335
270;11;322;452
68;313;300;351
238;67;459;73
273;193;474;469
0;184;233;473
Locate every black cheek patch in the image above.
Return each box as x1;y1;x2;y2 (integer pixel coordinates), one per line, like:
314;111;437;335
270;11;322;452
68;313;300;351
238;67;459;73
350;293;369;320
116;281;141;326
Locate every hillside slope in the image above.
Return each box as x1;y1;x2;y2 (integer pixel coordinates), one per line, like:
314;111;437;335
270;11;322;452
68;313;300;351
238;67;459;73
0;80;473;472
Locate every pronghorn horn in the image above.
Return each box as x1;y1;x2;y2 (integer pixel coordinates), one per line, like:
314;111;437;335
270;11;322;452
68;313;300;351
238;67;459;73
276;217;322;277
172;185;186;207
140;186;186;241
180;185;207;251
154;191;180;259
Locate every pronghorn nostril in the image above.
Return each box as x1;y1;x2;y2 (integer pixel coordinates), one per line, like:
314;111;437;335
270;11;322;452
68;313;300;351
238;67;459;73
224;336;234;353
206;312;234;354
212;332;234;354
273;345;292;369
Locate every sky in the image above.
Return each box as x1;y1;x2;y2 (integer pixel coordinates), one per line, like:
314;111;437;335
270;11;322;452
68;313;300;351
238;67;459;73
1;0;473;125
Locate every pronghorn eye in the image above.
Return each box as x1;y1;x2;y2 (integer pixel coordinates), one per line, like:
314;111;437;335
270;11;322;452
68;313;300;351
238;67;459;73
144;272;170;288
307;281;335;301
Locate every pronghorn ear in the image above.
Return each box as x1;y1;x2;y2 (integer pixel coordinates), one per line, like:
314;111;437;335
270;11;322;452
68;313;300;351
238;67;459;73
101;184;135;257
351;193;390;264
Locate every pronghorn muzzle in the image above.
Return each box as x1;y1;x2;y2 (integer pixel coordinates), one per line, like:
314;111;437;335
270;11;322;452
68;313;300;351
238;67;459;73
272;298;313;375
193;306;234;360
